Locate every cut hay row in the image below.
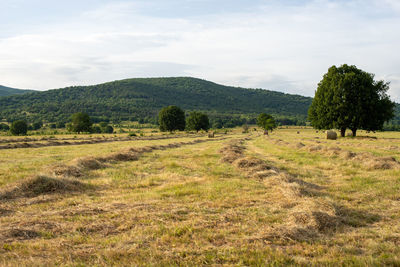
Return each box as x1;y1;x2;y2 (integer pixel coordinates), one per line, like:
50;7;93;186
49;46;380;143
220;139;345;241
0;134;205;150
0;137;225;200
270;137;400;170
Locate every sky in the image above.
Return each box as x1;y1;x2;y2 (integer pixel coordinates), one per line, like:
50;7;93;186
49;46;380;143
0;0;399;101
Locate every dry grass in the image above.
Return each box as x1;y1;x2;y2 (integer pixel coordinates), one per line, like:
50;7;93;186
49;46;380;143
0;129;400;265
0;175;85;200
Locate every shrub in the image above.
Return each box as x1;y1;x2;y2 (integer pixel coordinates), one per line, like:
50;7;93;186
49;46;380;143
186;111;210;132
103;125;114;134
10;120;28;135
68;112;92;133
158;106;185;132
0;123;9;131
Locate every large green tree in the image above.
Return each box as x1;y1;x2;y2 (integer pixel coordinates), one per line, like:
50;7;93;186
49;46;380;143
257;113;277;133
10;120;28;135
68;112;92;133
309;64;395;137
186;111;210;132
158;106;186;132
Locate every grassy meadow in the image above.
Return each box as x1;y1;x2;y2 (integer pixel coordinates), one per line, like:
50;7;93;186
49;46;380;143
1;128;400;266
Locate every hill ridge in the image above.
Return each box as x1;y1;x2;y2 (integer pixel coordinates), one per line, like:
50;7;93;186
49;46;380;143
0;85;34;97
0;77;398;128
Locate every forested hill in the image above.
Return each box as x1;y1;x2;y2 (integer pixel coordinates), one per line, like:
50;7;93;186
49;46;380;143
0;85;34;97
0;77;311;124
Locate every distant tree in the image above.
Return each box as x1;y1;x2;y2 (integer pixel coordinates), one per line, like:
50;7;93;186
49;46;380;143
158;106;186;132
0;123;9;131
56;121;65;128
99;122;108;128
32;121;43;130
309;64;395;137
10;120;28;135
68;112;92;133
102;125;114;134
257;113;277;133
49;123;57;129
91;126;102;133
186;111;210;132
211;119;223;129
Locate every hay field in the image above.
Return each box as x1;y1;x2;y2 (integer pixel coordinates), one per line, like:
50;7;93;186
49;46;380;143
1;129;400;266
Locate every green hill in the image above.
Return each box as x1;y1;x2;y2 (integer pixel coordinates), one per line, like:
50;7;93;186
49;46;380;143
0;77;312;126
0;85;34;97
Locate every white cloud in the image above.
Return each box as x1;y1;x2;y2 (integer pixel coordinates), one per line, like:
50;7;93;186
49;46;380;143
0;0;399;102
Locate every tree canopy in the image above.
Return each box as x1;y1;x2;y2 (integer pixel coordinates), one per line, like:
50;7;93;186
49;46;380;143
308;64;395;136
10;120;28;135
186;111;210;132
257;113;277;133
68;112;92;133
158;106;186;132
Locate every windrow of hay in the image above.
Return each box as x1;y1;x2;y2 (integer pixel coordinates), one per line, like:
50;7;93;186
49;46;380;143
3;138;225;200
0;133;208;150
0;175;85;200
270;137;400;170
51;164;83;178
72;157;106;170
219;140;245;164
222;138;344;241
220;139;286;180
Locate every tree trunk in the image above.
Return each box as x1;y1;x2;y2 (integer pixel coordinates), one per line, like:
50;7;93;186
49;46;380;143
351;128;357;137
340;128;346;137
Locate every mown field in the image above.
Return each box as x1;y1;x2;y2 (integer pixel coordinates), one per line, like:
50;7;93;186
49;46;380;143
1;128;400;266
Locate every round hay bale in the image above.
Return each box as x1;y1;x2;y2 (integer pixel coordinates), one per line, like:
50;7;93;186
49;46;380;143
326;131;337;140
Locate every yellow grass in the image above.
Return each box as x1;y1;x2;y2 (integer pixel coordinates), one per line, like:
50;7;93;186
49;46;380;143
1;129;400;265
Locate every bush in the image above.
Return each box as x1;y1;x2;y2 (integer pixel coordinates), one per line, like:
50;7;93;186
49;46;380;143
10;120;28;135
68;112;92;133
158;106;186;132
103;125;114;134
32;121;43;130
56;121;65;128
186;111;210;132
91;126;102;133
0;123;9;131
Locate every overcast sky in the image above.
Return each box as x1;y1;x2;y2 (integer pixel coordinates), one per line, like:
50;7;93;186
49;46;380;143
0;0;399;101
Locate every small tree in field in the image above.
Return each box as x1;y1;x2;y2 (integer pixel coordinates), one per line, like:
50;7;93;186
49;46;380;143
257;113;277;133
158;106;186;132
68;112;92;133
10;120;28;135
0;123;10;131
186;111;210;132
309;64;395;137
